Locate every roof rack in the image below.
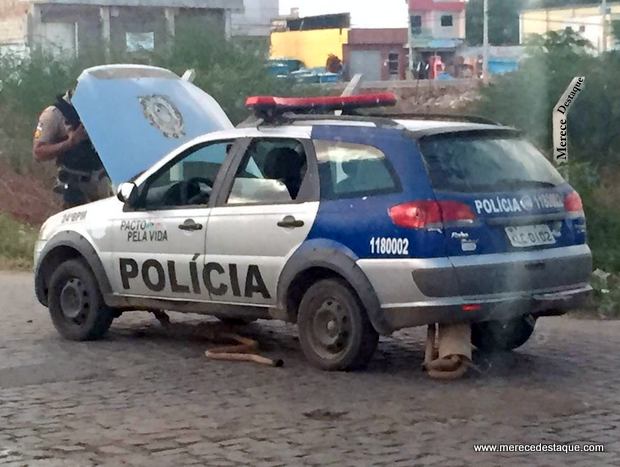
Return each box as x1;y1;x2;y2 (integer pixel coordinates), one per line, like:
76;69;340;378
358;111;501;126
236;112;405;130
284;112;406;129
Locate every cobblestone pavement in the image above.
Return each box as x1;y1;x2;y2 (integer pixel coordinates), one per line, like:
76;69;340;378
0;271;619;467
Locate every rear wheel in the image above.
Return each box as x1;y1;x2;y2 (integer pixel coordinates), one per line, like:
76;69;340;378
472;315;536;352
48;259;114;341
297;278;379;371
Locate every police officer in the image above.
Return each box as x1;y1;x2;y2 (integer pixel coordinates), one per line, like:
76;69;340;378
33;91;112;209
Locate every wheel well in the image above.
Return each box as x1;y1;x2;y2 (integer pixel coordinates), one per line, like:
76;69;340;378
285;267;345;322
37;246;83;304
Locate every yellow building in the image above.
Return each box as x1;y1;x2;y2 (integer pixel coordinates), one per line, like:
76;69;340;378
270;28;349;68
520;2;620;52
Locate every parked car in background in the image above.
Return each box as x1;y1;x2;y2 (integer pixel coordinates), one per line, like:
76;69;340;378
266;58;305;79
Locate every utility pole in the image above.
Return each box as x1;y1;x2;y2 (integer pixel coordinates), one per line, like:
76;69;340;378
408;3;414;80
483;0;489;84
601;0;608;53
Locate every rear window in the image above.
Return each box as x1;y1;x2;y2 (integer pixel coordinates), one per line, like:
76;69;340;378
314;140;399;199
419;132;565;193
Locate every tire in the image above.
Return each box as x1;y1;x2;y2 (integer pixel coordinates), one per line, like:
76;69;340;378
471;315;536;352
297;278;379;371
48;258;114;341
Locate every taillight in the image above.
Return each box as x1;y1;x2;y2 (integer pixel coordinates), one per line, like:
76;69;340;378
564;191;584;214
389;200;476;229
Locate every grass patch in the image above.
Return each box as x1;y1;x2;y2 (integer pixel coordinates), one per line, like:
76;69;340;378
0;214;37;270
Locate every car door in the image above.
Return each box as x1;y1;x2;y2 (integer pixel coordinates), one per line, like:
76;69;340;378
204;137;320;306
110;139;240;301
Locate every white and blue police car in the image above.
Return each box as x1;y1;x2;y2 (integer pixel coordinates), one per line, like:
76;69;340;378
34;65;592;370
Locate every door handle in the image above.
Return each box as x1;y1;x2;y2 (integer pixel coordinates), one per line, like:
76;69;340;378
178;219;203;231
277;215;305;229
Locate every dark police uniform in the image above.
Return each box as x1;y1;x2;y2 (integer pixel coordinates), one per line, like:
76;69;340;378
34;96;112;209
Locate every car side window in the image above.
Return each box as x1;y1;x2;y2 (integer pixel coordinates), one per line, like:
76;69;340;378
314;140;399;199
226;138;309;205
142;140;233;210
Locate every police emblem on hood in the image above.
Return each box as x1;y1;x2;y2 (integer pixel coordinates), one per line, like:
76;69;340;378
72;65;233;184
139;94;185;139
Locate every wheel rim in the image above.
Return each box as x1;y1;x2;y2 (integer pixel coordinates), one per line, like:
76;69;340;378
309;297;352;359
59;278;90;323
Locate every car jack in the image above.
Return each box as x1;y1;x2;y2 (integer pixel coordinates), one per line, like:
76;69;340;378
423;323;477;380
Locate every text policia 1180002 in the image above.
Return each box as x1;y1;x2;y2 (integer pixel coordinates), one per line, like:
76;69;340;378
119;258;271;299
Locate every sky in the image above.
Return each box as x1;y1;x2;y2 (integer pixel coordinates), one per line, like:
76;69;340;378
279;0;409;28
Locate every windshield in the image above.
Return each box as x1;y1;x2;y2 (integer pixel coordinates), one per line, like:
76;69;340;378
419;132;565;193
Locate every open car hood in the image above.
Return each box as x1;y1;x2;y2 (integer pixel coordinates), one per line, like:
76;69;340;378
72;65;233;185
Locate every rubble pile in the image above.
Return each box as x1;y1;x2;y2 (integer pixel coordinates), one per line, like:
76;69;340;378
356;80;482;113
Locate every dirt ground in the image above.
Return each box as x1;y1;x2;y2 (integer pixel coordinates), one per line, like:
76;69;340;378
0;160;60;225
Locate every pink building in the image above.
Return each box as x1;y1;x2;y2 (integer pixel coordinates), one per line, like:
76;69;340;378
408;0;468;76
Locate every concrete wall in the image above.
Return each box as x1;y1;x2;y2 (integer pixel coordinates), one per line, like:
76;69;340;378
0;0;28;45
177;8;226;36
231;0;278;37
5;3;230;57
270;28;349;67
429;9;465;39
0;1;237;55
344;44;407;81
344;29;408;81
28;1;242;9
410;9;466;40
38;5;99;55
520;3;620;52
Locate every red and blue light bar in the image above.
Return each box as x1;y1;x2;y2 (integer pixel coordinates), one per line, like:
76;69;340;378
245;92;398;117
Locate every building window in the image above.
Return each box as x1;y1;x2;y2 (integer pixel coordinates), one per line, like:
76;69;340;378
579;25;586;33
441;15;453;27
126;32;155;52
388;53;399;76
411;15;422;35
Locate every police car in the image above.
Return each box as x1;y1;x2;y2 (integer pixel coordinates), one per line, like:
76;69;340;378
34;65;592;371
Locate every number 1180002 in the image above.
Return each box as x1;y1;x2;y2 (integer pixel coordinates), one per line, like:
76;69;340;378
369;237;409;256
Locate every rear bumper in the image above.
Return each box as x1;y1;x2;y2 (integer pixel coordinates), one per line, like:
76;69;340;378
357;244;592;333
381;284;591;331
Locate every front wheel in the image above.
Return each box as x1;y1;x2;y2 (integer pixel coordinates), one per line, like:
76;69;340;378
297;278;379;371
471;315;536;352
48;259;114;341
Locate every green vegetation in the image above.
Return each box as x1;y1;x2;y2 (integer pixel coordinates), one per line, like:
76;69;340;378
474;29;620;316
0;214;37;270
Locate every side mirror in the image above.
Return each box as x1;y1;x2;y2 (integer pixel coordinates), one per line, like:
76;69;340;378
117;182;139;207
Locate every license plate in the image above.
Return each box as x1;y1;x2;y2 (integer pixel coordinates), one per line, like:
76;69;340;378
505;224;557;248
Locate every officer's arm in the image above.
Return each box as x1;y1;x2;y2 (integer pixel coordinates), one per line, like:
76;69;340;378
33;119;86;162
33;138;74;162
